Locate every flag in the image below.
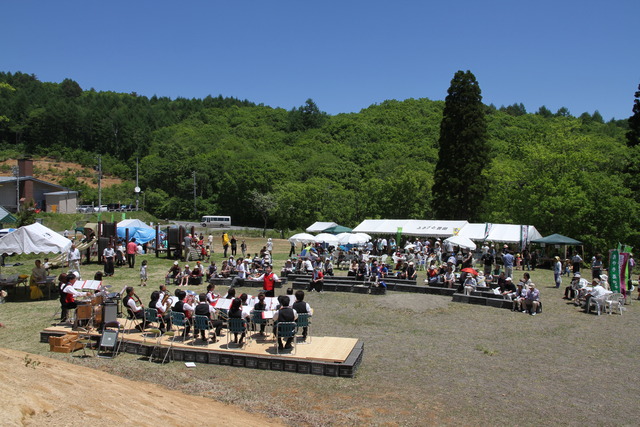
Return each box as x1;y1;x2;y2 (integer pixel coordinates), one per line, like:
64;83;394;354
484;223;492;240
609;249;620;293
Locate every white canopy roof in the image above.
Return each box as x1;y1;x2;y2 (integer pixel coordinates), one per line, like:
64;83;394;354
457;223;543;243
305;222;338;233
353;219;542;243
0;222;72;255
353;219;468;237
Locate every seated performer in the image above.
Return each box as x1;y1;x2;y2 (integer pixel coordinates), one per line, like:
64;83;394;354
292;290;311;341
228;297;247;345
60;273;88;323
252;292;267;335
149;291;171;332
123;286;144;330
172;290;194;337
194;293;223;342
206;283;219;305
272;295;298;350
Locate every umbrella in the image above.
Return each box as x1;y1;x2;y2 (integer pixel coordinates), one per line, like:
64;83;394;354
288;233;315;244
314;233;340;245
336;232;371;245
444;235;476;250
461;267;478;276
404;243;417;250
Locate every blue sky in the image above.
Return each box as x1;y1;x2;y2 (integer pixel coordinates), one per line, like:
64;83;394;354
2;1;638;120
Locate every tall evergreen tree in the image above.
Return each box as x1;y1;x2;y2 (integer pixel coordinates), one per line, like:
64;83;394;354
626;83;640;147
431;70;489;221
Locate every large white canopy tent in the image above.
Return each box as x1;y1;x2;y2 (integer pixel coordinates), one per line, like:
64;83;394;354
353;219;543;244
353;219;469;237
457;223;543;244
0;222;72;255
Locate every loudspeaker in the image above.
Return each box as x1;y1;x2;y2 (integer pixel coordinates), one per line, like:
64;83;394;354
103;302;118;325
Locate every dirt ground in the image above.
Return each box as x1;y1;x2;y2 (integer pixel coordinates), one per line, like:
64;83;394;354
0;348;283;427
0;158;122;188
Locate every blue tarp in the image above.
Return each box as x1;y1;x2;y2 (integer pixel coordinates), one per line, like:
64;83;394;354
117;219;155;244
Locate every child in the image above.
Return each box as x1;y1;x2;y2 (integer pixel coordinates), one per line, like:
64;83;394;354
140;260;148;287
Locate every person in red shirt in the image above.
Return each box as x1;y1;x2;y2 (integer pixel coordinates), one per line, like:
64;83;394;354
309;266;324;292
255;265;280;297
126;238;137;268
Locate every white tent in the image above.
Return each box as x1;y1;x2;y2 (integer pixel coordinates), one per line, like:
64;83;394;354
0;222;72;255
305;222;338;233
353;219;468;237
457;223;542;244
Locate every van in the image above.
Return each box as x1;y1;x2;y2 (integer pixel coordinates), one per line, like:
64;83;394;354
201;215;231;228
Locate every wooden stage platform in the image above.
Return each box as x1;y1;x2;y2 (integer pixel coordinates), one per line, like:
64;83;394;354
40;324;363;378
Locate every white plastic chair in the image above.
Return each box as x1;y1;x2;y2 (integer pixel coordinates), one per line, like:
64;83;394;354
587;294;607;315
605;293;625;315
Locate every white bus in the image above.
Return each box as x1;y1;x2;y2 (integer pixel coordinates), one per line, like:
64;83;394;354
201;215;231;228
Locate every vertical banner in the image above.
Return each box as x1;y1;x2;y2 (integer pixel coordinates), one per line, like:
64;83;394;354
520;225;529;252
609;249;620;292
484;223;492;240
396;227;402;248
620;252;630;295
453;228;460;236
121;212;126;221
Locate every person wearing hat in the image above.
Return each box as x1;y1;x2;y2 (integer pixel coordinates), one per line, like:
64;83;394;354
179;264;191;287
511;281;527;311
501;277;517;300
522;283;540;315
564;272;588;301
554;256;563;288
463;272;477;295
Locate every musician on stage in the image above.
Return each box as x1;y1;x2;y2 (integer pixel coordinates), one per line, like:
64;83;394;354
292;290;311;341
228;298;247;345
254;264;280;297
252;292;267;335
272;295;298;350
173;290;194;338
149;291;171;333
158;284;168;303
194;293;223;343
206;284;219;305
123;286;144;331
59;273;87;323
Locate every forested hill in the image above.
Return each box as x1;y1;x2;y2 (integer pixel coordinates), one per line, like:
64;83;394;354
0;71;637;252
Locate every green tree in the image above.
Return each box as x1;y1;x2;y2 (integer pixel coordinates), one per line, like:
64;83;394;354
250;190;277;237
626;83;640;147
536;105;553;118
431;70;489;221
288;99;327;132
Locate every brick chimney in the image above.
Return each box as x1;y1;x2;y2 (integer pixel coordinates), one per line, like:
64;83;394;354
17;158;34;205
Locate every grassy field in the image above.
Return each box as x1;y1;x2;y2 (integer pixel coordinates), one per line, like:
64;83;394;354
0;235;638;426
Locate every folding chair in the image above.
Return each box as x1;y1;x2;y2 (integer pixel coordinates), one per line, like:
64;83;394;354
227;318;248;349
170;311;189;340
97;321;123;358
276;322;297;355
251;310;269;339
144;308;159;330
193;315;213;346
296;313;312;344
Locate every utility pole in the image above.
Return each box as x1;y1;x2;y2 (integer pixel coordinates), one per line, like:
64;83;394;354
97;156;102;221
12;166;19;213
192;171;197;218
135;158;140;211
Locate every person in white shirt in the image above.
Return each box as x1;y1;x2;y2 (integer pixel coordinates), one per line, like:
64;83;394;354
67;244;81;274
61;273;87;322
103;242;116;276
584;279;608;312
230;258;248;288
463;275;477;295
